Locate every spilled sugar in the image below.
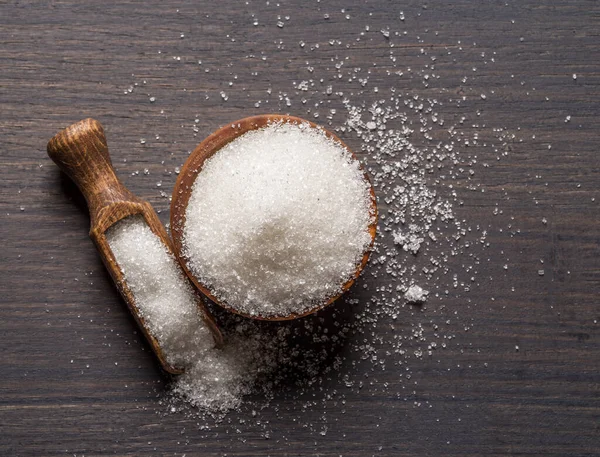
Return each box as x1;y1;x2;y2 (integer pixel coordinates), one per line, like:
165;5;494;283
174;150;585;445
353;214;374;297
106;216;262;413
109;7;545;440
111;81;522;431
183;122;374;318
109;89;510;423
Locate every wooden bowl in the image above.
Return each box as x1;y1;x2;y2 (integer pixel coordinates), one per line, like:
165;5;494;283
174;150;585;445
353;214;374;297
170;114;378;321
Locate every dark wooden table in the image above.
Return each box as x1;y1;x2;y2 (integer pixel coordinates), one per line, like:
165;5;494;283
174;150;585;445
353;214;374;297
1;1;599;456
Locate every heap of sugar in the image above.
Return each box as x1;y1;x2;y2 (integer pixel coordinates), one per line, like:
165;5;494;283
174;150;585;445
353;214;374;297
106;216;259;412
183;121;374;318
392;229;425;255
404;285;429;304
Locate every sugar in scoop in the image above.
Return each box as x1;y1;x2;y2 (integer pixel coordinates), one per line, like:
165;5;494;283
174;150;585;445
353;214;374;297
106;216;216;369
180;119;376;319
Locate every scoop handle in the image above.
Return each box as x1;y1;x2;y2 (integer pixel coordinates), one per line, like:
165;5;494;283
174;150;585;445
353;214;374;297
47;118;139;226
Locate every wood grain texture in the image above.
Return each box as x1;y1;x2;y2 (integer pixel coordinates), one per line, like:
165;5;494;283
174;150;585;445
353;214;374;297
170;114;378;321
1;1;599;456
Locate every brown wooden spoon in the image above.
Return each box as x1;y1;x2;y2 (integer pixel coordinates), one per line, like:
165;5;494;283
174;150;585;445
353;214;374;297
47;118;224;374
170;114;378;321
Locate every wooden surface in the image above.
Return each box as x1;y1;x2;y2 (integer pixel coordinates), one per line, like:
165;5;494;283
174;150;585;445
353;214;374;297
1;1;599;456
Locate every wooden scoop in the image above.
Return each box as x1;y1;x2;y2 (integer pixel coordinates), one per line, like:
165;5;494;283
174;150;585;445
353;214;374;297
47;118;224;374
170;114;378;321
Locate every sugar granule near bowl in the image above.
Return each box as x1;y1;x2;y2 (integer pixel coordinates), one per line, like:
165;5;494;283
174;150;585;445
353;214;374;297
182;121;374;318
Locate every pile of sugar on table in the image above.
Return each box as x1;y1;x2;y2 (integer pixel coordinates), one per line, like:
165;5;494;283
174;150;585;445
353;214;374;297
183;121;374;318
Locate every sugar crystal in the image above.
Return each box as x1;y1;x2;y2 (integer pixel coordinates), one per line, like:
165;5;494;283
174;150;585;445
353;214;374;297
404;285;429;304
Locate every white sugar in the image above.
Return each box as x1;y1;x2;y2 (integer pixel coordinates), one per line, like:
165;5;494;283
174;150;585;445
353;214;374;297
107;216;254;412
183;122;374;318
106;216;214;368
171;332;263;413
393;230;424;255
404;285;429;304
